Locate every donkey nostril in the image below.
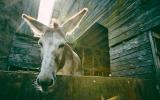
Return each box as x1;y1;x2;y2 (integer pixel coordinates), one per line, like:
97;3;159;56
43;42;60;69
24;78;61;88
36;77;54;87
37;78;40;85
48;79;53;86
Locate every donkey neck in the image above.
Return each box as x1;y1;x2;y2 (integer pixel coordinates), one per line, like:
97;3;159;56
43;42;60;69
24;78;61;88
58;44;81;75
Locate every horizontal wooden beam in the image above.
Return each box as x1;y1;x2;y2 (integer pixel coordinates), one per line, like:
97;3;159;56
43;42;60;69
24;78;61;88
0;71;159;100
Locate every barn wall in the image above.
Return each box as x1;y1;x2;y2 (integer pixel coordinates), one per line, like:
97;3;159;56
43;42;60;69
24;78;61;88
97;0;160;78
0;0;24;70
110;32;155;78
0;0;159;78
52;0;159;45
8;33;41;70
8;0;41;70
49;0;160;78
99;0;160;46
51;0;115;42
0;0;40;70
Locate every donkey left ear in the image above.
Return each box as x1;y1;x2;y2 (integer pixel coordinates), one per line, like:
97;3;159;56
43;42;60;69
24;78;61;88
22;14;51;37
61;8;88;35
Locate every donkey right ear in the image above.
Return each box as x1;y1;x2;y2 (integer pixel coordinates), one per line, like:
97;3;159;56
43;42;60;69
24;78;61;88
22;14;51;37
61;8;88;35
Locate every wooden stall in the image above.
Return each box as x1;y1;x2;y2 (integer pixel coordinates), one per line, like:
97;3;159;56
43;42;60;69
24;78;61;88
50;0;160;79
0;0;160;99
1;0;160;79
75;23;110;76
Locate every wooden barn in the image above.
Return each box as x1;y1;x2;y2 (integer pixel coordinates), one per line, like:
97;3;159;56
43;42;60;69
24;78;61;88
0;0;160;100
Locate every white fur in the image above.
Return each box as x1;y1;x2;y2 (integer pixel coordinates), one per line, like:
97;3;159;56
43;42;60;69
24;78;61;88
22;8;88;92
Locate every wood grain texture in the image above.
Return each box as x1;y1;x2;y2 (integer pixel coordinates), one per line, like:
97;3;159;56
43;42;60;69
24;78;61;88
47;0;160;78
75;23;110;76
110;33;155;79
0;0;24;69
8;33;41;69
0;0;160;79
0;71;159;100
99;0;160;46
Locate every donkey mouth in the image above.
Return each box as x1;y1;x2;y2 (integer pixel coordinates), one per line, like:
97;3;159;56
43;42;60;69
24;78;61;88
41;85;48;92
37;86;52;93
38;83;56;93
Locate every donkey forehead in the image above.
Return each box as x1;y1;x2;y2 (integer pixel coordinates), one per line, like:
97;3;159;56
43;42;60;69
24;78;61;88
41;31;65;44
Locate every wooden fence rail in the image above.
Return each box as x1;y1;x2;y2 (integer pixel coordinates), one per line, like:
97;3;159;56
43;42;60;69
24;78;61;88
0;71;159;100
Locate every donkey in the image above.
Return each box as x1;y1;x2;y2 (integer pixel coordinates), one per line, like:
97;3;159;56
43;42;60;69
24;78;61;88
22;8;88;92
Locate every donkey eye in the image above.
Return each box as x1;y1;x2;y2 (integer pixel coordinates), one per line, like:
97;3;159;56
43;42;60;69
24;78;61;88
59;44;65;48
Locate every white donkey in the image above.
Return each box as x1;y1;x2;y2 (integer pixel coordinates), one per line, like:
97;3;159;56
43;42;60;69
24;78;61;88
22;8;88;92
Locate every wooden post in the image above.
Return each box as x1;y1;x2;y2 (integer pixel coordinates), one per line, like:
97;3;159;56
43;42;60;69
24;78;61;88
82;48;85;74
92;50;95;76
149;31;160;79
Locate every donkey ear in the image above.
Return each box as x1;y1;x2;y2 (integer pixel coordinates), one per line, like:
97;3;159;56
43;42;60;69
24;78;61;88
61;8;88;34
22;14;51;37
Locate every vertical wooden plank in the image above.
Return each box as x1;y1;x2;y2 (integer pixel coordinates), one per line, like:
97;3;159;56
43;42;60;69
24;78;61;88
82;48;85;71
149;31;160;78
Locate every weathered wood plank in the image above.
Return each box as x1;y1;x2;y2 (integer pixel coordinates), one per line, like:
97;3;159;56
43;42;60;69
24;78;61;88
96;0;160;46
110;9;159;46
109;32;154;78
110;42;151;60
110;33;149;57
111;55;153;69
111;64;154;76
110;48;152;64
8;33;41;69
100;0;139;32
108;7;160;46
109;32;154;73
0;0;24;69
111;66;155;77
0;71;159;100
112;72;155;79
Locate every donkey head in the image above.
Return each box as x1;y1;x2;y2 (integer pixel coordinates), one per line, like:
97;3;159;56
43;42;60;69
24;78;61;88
22;8;88;92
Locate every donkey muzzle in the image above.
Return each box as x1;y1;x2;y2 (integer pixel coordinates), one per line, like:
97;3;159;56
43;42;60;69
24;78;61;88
36;73;56;92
